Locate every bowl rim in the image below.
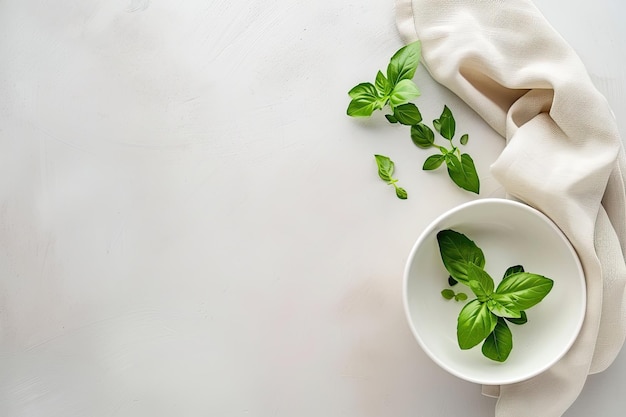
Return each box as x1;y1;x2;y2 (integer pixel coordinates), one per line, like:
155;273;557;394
402;197;586;385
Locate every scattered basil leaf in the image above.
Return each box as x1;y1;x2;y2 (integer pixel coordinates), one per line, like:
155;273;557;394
504;265;525;278
441;289;455;300
386;41;422;87
393;103;422;126
460;133;469;145
445;153;480;194
481;317;513;362
395;186;408;199
410;123;435;149
457;299;498;350
492;272;554;311
455;292;468;301
448;276;458;286
423;154;445;170
435;105;455;140
505;310;528;325
436;229;485;285
385;114;398;123
389;79;421;108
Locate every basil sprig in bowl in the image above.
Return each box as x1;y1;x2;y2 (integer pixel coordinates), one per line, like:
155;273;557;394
403;199;585;385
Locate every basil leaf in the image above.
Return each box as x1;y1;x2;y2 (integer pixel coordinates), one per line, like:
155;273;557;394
441;289;455;300
460;133;469;145
466;263;494;301
395;186;408;199
481;317;513;362
455;292;468;301
389;79;420;108
448;276;458;286
492;272;554;311
445;153;480;194
436;229;485;285
504;265;524;278
486;299;522;319
347;83;384;117
393;103;422;126
386;40;421;87
385;114;398;124
457;300;498;350
410;123;435;149
374;154;394;182
375;70;390;97
423;154;445;170
433;119;441;134
505;310;528;325
435;105;455;140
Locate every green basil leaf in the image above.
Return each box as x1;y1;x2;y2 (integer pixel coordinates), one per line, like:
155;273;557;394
467;263;494;301
423;154;445;170
374;154;394;182
433;119;442;134
393;103;422;125
436;229;485;285
441;289;455;300
460;133;469;145
457;300;498;350
410;123;435;149
486;299;522;319
347;82;384;117
385;114;398;124
492;272;554;311
481;317;513;362
455;292;468;301
389;79;420;108
505;310;528;325
445;153;480;194
436;105;456;140
375;70;390;97
503;265;524;278
386;40;421;87
395;186;408;199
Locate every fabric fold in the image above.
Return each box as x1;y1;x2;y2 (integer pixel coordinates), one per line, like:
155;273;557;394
395;0;626;416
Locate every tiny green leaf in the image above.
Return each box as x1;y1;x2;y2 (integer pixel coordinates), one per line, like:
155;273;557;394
466;263;494;301
395;186;408;199
504;265;525;278
393;103;422;125
389;79;420;108
423;154;445;170
448;276;458;286
375;70;391;97
492;272;554;312
385;114;398;124
481;317;513;362
455;292;468;301
441;289;455;300
436;105;456;140
374;154;394;182
457;300;498;350
436;229;485;285
460;133;469;145
505;310;528;325
410;123;435;149
386;40;421;87
445;153;480;194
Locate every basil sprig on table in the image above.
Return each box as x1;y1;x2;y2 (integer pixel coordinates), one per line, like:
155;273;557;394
347;41;480;196
437;229;554;362
374;155;407;199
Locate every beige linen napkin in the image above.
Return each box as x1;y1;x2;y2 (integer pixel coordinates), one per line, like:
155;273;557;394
395;0;626;415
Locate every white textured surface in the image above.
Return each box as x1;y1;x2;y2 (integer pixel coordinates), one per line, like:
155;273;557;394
0;1;624;416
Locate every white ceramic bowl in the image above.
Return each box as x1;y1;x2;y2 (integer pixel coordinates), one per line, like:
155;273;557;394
403;198;585;385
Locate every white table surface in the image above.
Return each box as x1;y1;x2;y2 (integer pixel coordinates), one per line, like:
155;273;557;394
1;0;625;416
